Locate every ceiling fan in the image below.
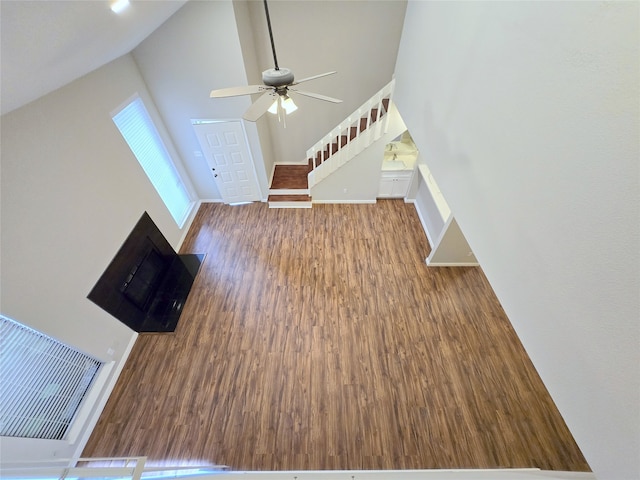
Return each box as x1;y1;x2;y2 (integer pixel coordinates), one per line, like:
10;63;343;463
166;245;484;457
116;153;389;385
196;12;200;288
209;0;342;123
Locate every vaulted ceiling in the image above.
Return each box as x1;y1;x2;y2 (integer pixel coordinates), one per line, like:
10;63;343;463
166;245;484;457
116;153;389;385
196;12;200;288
0;0;187;115
0;0;408;200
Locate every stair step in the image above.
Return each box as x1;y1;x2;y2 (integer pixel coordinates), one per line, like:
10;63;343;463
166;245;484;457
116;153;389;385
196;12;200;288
268;194;312;201
268;194;312;209
269;188;309;195
270;163;311;190
305;90;393;195
311;97;393;166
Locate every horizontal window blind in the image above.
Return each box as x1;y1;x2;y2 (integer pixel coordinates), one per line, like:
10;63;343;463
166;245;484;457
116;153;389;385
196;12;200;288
113;97;192;226
0;315;103;440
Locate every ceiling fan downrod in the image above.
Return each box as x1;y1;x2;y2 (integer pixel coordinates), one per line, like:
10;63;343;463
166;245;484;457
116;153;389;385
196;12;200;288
263;0;279;71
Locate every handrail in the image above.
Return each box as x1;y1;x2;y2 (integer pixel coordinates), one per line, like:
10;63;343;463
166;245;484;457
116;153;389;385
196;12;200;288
307;79;395;188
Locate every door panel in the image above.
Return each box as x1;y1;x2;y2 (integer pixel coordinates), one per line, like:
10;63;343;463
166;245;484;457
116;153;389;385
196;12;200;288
192;121;261;204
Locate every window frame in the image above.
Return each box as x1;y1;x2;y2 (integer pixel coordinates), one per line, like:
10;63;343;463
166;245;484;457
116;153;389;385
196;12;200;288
111;94;194;227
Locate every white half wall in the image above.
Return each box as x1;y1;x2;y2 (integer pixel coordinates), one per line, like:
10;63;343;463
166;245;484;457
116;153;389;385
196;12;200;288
393;2;639;479
0;54;190;463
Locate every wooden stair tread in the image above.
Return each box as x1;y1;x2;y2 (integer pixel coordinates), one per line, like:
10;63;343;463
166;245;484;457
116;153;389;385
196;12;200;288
303;95;393;198
268;194;312;202
311;97;393;166
270;164;311;189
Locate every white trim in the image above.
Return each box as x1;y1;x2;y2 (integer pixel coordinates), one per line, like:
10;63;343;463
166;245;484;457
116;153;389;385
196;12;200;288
191;117;246;125
269;188;310;195
425;259;480;267
312;199;377;204
191;120;261;206
71;332;138;464
65;361;114;444
268;163;276;190
116;469;595;480
113;95;194;227
268;202;312;209
412;199;436;249
175;201;200;251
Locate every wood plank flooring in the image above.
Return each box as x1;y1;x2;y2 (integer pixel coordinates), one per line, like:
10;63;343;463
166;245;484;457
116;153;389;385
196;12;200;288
82;200;589;472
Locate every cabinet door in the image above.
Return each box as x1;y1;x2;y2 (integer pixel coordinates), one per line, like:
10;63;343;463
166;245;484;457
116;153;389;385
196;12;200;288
378;177;395;197
392;177;411;197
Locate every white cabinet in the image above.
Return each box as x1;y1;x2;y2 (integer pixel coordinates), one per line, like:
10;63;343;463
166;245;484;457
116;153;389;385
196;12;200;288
378;170;413;198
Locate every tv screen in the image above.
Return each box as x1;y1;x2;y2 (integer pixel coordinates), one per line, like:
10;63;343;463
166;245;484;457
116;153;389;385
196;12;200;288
121;248;166;310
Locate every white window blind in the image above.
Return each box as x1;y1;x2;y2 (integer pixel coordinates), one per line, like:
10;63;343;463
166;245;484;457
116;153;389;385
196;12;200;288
113;97;192;226
0;315;103;440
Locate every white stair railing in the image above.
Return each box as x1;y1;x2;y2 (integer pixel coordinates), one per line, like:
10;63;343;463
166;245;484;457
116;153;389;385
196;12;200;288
307;79;395;188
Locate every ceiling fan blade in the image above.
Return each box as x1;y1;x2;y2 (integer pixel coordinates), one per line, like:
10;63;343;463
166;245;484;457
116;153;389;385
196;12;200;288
289;89;343;104
243;91;277;121
291;71;337;85
210;85;266;98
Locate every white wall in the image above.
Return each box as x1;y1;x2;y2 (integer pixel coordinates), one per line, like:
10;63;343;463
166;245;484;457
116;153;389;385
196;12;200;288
131;0;269;201
240;0;407;168
131;1;407;202
0;54;189;462
393;2;639;479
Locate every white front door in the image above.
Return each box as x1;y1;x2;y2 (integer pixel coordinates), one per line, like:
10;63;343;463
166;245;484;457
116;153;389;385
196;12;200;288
192;120;261;204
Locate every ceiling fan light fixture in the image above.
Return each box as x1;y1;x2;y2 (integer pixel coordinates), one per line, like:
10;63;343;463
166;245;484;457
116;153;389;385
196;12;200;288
268;99;278;115
110;0;130;14
268;95;298;116
282;95;297;114
209;0;340;122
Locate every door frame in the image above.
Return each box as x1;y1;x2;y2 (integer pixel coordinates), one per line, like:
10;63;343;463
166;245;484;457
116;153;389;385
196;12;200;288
191;118;263;204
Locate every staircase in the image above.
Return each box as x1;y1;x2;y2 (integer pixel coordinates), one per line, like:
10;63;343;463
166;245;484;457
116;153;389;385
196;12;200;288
267;161;313;208
267;79;395;208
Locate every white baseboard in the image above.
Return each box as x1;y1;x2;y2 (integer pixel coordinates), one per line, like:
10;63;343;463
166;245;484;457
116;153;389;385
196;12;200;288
312;199;377;204
269;189;310;195
71;331;138;464
426;260;480;267
412;199;436;248
268;163;275;188
176;200;223;251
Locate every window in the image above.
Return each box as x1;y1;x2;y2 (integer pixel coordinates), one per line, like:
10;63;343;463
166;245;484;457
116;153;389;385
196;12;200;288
113;96;192;226
0;315;103;440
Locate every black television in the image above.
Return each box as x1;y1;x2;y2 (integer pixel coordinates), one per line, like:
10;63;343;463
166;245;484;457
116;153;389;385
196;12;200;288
120;247;167;310
88;212;202;333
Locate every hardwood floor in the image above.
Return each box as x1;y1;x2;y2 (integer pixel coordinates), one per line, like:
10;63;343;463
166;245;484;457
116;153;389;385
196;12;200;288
82;200;589;472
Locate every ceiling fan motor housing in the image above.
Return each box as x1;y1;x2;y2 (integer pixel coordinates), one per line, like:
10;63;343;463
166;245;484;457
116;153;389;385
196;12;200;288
262;68;294;87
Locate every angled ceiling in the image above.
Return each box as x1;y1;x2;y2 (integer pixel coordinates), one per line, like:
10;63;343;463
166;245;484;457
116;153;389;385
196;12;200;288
0;0;187;115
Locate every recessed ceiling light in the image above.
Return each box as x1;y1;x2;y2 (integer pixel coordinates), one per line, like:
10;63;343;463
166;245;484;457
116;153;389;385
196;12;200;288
110;0;130;14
